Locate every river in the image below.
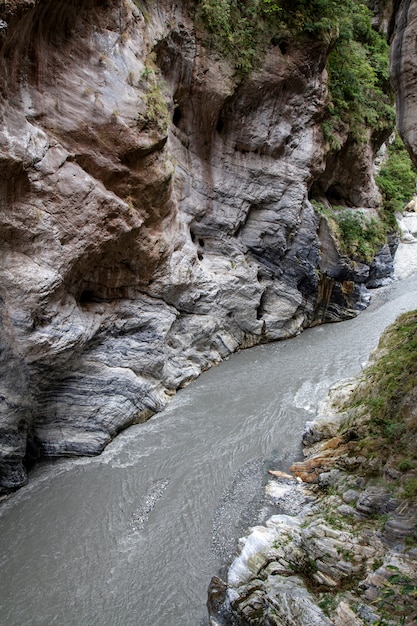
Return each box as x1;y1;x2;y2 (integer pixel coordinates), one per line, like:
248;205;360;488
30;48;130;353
0;268;416;626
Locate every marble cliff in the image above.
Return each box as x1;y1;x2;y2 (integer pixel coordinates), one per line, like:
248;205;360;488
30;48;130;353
0;0;397;490
390;0;417;168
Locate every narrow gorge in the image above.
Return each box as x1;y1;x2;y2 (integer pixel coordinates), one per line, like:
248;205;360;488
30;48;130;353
1;0;417;624
0;0;408;492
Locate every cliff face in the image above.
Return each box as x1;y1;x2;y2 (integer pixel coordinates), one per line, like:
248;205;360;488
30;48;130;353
0;0;394;490
390;0;417;167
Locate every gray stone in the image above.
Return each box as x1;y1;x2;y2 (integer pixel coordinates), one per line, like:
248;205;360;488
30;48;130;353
334;601;366;626
355;488;398;517
390;0;417;169
0;0;399;490
318;469;342;488
366;244;395;288
342;489;360;504
229;575;333;626
337;504;360;518
384;518;416;542
356;604;380;624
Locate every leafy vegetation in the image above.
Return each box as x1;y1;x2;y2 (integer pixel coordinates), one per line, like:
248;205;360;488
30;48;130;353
312;201;386;262
195;0;266;75
195;2;416;264
312;135;417;259
333;208;386;262
373;566;417;625
195;1;394;144
377;134;417;220
324;1;394;143
195;0;354;72
341;310;417;497
318;593;338;617
139;53;169;133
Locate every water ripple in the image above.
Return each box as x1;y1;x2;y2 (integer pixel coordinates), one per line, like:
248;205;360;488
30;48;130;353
130;478;169;532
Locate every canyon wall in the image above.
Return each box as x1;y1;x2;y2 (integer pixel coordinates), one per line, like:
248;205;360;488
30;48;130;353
0;0;395;490
390;0;417;167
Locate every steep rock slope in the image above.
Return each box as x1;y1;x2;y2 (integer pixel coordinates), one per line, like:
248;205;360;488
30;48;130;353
0;0;393;490
208;382;417;626
390;0;417;167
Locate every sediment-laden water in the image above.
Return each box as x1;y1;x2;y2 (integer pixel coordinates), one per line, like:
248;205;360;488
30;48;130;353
0;270;416;626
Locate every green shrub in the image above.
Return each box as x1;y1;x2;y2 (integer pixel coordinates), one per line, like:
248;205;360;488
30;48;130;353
324;1;394;144
332;208;386;262
312;203;389;264
375;566;417;622
398;460;414;472
403;478;417;500
195;0;377;75
343;310;417;487
195;0;262;75
377;134;417;220
318;594;338;617
139;54;170;133
311;200;331;217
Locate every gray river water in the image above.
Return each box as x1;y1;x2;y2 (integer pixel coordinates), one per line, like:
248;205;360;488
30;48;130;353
0;272;416;626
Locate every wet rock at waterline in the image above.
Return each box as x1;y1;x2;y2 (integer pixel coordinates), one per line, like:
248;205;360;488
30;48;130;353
0;0;399;490
208;387;417;626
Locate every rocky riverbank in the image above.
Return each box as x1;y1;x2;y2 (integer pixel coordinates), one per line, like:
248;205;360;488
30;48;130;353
208;227;417;625
208;372;417;626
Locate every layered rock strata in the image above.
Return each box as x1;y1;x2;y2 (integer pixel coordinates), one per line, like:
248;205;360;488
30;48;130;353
0;0;395;489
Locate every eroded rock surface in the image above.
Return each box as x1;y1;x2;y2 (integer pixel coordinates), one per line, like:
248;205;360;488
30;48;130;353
0;0;395;489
